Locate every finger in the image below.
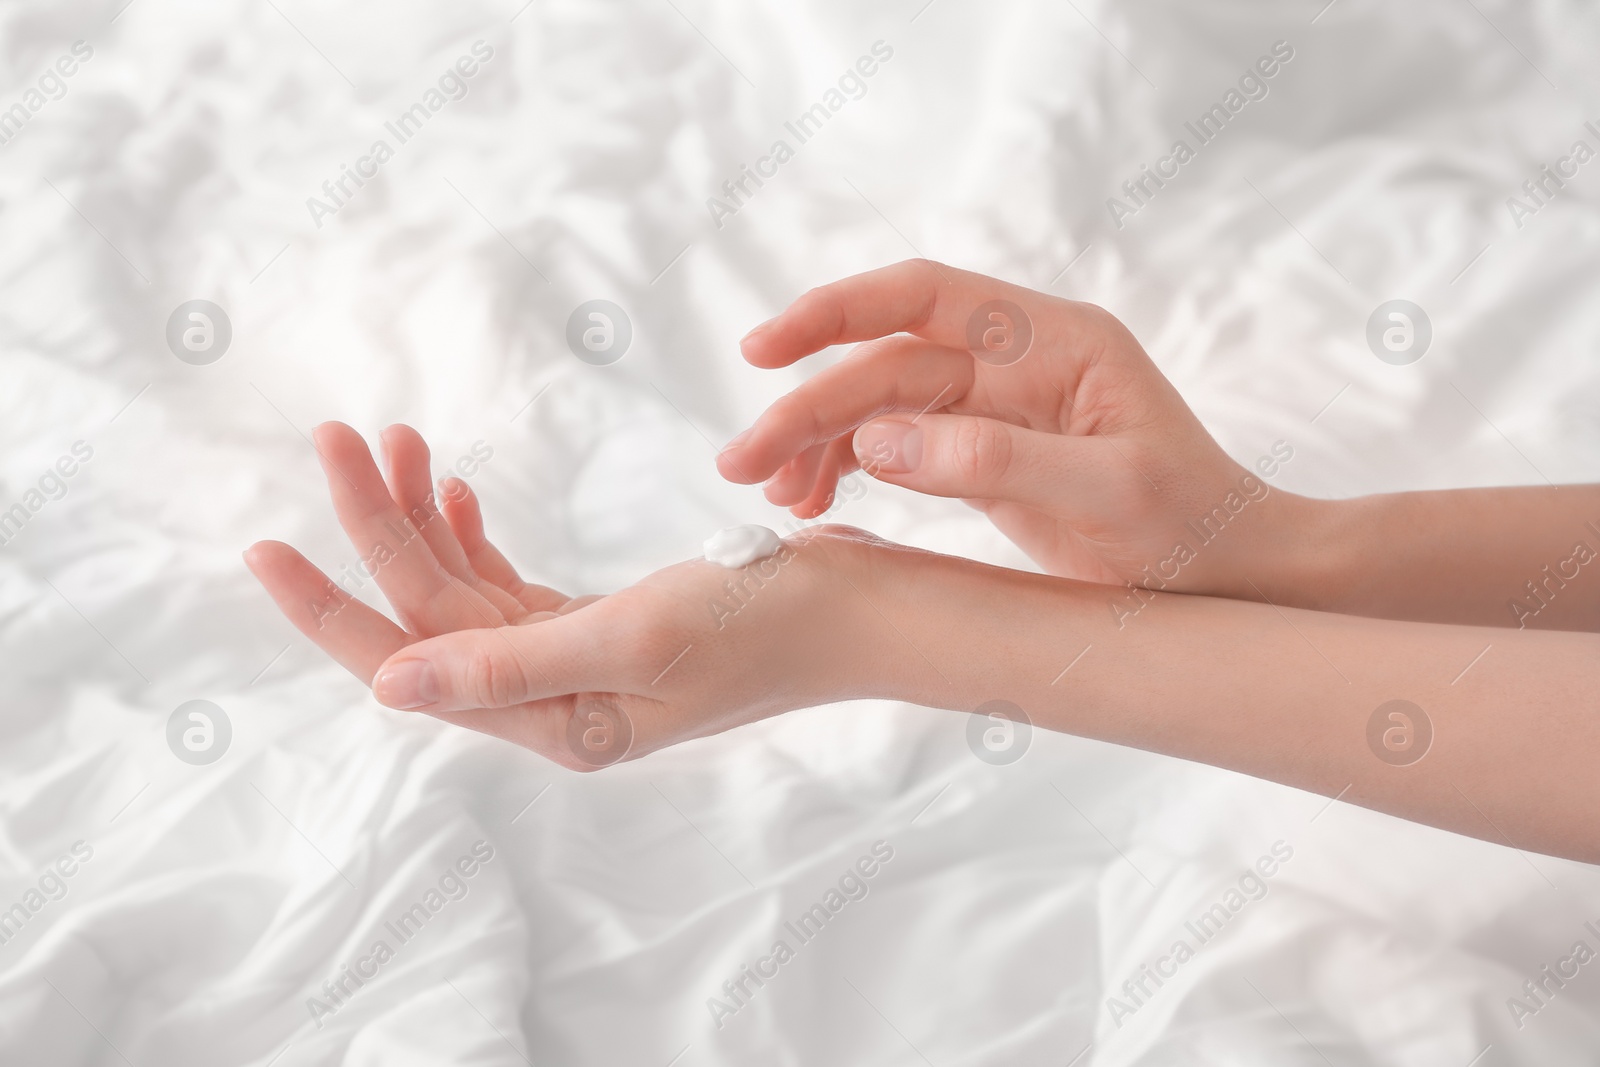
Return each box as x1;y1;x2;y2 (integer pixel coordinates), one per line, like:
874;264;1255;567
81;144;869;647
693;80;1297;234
555;594;604;615
370;614;612;712
313;422;502;635
718;335;974;484
380;426;529;621
414;693;575;756
415;692;667;772
245;540;615;765
243;540;412;682
762;443;830;508
378;425;475;580
850;412;1125;515
792;436;859;519
739;258;1060;369
437;476;571;615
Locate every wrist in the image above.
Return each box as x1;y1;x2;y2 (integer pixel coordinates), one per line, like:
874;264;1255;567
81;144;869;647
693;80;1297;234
791;525;948;708
856;542;1092;713
1213;485;1355;613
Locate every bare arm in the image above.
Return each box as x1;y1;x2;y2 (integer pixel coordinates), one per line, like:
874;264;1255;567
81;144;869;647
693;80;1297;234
1273;486;1600;631
864;544;1600;863
720;259;1600;632
249;424;1600;866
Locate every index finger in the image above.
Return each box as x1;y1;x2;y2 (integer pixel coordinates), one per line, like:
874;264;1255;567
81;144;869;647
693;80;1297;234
244;539;412;682
738;259;1057;369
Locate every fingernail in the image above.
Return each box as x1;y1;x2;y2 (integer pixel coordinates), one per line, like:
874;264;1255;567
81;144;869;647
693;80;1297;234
741;317;778;343
855;420;921;474
721;428;752;455
374;660;439;709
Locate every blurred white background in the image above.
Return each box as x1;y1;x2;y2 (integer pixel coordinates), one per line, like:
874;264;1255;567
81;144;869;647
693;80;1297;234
3;0;1600;1063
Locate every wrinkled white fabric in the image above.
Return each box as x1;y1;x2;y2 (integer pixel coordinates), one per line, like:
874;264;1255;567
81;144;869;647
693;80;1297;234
3;0;1600;1063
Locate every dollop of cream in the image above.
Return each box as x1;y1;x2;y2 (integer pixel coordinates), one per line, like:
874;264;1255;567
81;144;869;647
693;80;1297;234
703;524;783;568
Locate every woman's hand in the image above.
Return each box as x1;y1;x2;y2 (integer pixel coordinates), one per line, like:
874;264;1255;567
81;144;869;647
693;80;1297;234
718;259;1313;602
239;430;1600;862
245;423;891;768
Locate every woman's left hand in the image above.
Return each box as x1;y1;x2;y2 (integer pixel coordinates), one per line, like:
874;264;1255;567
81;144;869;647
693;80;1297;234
245;422;897;768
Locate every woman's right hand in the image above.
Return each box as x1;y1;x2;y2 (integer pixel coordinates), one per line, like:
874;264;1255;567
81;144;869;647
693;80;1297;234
718;259;1316;603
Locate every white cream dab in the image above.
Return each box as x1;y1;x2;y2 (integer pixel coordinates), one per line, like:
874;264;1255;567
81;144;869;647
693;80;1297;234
703;524;783;568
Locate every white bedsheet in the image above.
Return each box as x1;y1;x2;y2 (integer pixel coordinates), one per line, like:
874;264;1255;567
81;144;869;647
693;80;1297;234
3;0;1600;1063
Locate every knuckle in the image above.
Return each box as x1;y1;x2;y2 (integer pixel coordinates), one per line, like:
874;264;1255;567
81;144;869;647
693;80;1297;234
898;260;945;330
1068;298;1111;323
949;419;1011;484
462;645;523;707
1078;301;1135;345
792;285;849;346
767;391;821;446
792;285;832;321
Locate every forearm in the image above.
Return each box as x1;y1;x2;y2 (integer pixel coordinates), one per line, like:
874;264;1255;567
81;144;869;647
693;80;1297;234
862;547;1600;863
1258;486;1600;631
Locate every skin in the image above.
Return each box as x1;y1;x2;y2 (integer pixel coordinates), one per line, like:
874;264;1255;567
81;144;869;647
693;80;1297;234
723;259;1600;632
246;261;1600;862
244;422;899;770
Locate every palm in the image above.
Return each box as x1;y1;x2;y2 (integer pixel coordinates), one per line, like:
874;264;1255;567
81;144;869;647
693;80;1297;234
242;421;641;766
245;426;867;766
954;339;1163;577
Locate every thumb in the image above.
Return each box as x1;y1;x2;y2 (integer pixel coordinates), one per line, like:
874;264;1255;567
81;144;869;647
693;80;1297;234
851;413;1108;512
373;615;608;712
